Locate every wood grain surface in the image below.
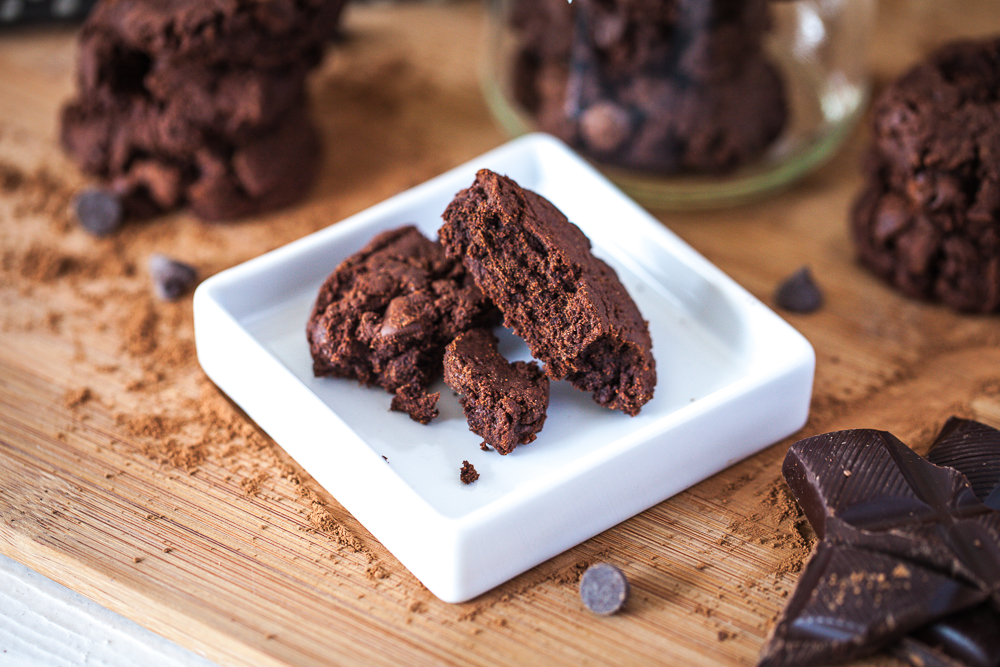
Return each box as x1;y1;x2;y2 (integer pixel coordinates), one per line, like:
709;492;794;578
2;2;1000;666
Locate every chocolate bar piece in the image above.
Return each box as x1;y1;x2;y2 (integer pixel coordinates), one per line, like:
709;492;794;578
782;428;1000;596
760;423;1000;667
899;603;1000;667
927;417;1000;511
758;541;986;667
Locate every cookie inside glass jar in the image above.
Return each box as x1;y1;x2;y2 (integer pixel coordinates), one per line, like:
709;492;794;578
483;0;874;207
509;0;788;174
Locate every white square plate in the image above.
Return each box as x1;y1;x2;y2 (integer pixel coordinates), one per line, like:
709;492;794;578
194;133;814;603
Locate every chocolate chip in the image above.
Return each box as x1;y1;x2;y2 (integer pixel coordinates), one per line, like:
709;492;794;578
579;101;634;154
149;254;197;301
774;266;823;313
73;187;123;237
579;563;629;615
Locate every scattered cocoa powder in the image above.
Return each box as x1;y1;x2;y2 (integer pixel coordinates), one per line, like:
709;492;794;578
121;297;158;357
18;245;78;283
0;160;74;225
64;387;93;408
366;562;389;581
726;478;815;577
240;472;269;496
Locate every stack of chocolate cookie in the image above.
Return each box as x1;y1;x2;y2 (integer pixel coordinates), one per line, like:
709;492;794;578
60;0;347;221
851;37;1000;313
508;0;787;173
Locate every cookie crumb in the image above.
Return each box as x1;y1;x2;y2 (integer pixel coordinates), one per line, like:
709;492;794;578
460;461;479;485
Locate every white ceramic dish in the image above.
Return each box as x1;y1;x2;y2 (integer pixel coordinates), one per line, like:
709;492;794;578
193;133;815;603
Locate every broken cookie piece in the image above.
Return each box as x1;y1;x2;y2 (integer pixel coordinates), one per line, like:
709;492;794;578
389;385;440;425
443;328;549;454
439;169;655;416
460;460;479;485
307;225;498;423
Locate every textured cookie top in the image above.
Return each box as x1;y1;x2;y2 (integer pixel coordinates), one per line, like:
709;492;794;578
443;328;549;454
82;0;347;68
851;37;1000;312
871;37;1000;214
439;169;655;416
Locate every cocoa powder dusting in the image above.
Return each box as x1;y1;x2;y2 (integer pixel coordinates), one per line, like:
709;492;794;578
64;387;93;408
121;298;158;357
727;478;815;577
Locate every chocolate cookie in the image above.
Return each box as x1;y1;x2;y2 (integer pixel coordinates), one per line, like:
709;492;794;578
851;37;1000;312
307;225;498;424
443;328;549;454
507;0;786;173
439;170;656;416
60;0;345;222
79;0;346;69
61;98;319;220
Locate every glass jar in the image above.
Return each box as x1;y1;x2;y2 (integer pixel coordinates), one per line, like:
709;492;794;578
481;0;875;208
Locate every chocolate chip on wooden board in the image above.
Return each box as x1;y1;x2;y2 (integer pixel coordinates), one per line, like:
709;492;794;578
774;266;823;313
579;563;629;615
73;187;123;237
149;254;198;301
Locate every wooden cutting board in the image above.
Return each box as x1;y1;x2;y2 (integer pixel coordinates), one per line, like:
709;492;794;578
2;2;1000;666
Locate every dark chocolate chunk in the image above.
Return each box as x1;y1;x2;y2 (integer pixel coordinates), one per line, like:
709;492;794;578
73;187;123;237
758;541;986;667
893;637;968;667
905;603;1000;667
460;460;479;485
149;254;197;301
782;429;1000;595
439;169;656;416
928;417;1000;511
774;267;823;314
443;328;549;455
761;424;1000;667
579;563;629;616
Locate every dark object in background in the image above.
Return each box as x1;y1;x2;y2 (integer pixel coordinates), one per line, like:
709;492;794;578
851;37;1000;313
759;423;1000;667
774;266;823;313
72;186;122;237
459;460;479;485
60;0;347;223
579;563;629;615
0;0;96;26
506;0;788;174
149;254;197;301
